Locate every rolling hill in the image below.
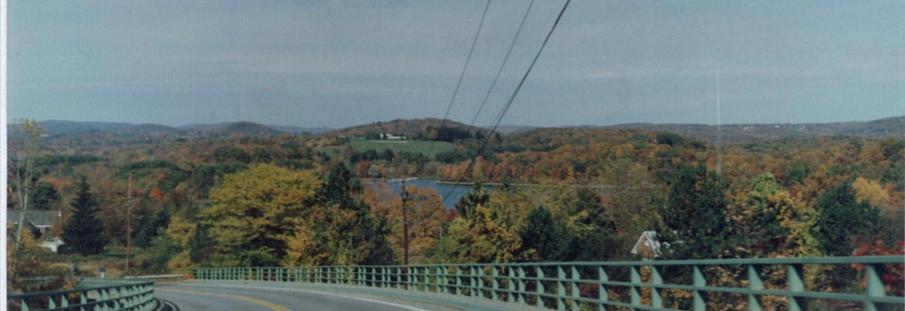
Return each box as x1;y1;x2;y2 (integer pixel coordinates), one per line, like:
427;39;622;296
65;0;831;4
327;118;487;139
604;116;904;143
9;116;902;144
180;121;284;137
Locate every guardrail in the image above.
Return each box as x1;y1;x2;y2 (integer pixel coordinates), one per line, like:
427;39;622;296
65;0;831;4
125;274;185;281
194;256;905;310
8;278;156;311
19;276;64;292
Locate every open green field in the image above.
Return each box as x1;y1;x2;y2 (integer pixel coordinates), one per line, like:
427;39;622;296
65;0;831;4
349;138;455;157
324;138;456;158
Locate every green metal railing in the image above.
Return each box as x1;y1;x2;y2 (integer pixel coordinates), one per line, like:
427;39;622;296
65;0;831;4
8;278;156;311
194;256;905;310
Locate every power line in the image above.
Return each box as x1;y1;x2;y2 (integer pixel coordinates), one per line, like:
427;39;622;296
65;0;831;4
426;0;492;156
444;0;572;201
469;0;536;127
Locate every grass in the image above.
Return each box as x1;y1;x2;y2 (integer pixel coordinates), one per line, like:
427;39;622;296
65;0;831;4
47;245;155;278
346;138;455;157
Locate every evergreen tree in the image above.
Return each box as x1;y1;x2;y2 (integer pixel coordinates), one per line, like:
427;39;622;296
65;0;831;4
189;222;212;264
31;181;60;210
62;177;106;256
135;209;170;248
519;207;573;261
813;182;885;256
319;163;360;207
287;163;395;265
661;165;730;259
567;188;618;260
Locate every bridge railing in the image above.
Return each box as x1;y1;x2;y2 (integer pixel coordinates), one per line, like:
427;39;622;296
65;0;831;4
7;278;156;311
193;256;905;310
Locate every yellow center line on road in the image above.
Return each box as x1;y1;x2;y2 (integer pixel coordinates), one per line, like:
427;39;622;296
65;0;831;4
157;287;291;311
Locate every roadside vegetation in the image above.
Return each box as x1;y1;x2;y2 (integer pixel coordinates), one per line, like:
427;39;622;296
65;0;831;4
6;119;903;297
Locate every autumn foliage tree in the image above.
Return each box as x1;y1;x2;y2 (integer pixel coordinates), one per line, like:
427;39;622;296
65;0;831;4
431;188;525;263
204;164;321;266
729;173;820;257
365;184;447;263
11;119;45;250
282;164;394;266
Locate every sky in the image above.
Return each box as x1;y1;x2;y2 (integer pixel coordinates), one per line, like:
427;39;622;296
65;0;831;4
9;0;905;128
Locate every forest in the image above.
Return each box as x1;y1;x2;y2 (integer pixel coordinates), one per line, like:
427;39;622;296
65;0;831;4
6;118;904;294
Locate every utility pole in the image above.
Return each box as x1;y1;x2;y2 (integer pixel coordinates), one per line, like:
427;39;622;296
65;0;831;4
125;172;132;274
400;179;410;266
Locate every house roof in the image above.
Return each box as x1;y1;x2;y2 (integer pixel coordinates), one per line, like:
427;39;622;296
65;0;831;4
631;231;662;258
7;210;60;227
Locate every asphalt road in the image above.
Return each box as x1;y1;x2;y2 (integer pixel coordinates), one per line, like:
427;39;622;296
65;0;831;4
155;283;429;311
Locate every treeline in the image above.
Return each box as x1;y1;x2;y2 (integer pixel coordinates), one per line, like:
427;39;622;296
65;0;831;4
349;149;429;164
160;163;394;268
7;122;902;287
146;162;897;269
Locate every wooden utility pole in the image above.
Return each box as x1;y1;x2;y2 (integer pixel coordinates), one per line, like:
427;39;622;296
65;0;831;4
125;172;132;274
401;179;410;266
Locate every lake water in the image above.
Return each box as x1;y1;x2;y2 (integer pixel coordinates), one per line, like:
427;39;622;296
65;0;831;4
361;178;495;209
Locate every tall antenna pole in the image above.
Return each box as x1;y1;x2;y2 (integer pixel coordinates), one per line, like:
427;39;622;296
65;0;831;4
126;172;132;274
716;67;722;176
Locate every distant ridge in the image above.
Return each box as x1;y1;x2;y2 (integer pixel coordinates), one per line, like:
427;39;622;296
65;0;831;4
180;121;283;137
7;120;332;140
498;116;904;142
495;125;537;135
601;116;904;143
326;118;487;138
8;116;902;142
268;124;332;135
37;120;127;135
129;123;184;135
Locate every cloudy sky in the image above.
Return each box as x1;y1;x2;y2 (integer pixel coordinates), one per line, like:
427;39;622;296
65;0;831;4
9;0;904;127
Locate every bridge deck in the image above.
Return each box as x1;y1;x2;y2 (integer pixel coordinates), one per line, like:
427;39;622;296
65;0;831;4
157;280;539;311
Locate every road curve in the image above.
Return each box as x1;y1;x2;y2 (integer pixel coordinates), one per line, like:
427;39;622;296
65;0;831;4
156;283;428;311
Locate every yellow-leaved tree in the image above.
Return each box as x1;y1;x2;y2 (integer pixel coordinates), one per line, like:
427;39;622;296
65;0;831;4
164;215;195;271
204;164;320;266
852;177;893;211
730;173;820;258
431;189;526;263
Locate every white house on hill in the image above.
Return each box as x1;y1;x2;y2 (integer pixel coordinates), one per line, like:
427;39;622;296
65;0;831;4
380;133;406;140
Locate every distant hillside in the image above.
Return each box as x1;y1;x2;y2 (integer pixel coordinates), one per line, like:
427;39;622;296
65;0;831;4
268;125;332;135
606;116;904;143
180;121;284;137
495;125;538;135
11;120;182;137
8;120;325;140
181;122;329;136
38;120;126;135
328;118;487;138
10;116;901;144
126;123;184;135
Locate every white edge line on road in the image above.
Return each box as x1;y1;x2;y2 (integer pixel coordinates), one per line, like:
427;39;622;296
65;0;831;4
183;283;430;311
